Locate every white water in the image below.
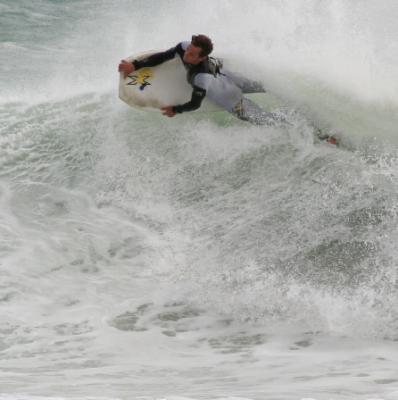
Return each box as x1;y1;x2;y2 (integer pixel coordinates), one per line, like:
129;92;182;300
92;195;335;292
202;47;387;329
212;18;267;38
1;1;398;399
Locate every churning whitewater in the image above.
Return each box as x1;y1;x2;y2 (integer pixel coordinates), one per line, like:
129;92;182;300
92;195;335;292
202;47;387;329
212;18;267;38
1;1;398;400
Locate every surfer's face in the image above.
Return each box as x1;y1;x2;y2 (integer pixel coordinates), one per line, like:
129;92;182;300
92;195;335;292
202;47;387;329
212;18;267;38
183;44;206;65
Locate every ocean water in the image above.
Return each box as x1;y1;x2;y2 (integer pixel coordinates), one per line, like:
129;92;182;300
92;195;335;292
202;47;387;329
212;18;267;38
1;1;398;399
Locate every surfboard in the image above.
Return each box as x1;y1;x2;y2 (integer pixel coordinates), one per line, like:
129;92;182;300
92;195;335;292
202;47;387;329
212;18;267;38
118;51;222;112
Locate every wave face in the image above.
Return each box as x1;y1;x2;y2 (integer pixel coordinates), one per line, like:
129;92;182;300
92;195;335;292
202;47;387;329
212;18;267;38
1;1;398;399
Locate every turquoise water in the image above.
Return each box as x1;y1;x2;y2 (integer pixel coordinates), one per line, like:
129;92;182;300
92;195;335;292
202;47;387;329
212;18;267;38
1;1;398;399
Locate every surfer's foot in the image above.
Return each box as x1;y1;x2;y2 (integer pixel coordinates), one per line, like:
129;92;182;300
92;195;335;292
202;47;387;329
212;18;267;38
326;136;338;145
315;128;339;146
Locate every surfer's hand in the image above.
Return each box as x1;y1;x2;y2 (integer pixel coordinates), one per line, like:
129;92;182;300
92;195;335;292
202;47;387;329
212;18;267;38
118;60;135;78
161;106;176;118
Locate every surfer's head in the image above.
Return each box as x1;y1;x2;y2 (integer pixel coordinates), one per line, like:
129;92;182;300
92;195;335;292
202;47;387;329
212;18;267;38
183;34;213;65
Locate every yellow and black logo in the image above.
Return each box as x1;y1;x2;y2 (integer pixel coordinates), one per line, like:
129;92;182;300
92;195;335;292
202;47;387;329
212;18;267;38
127;68;154;91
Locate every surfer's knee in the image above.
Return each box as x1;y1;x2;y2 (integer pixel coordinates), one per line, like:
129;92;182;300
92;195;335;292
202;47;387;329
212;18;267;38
231;99;290;127
232;100;249;121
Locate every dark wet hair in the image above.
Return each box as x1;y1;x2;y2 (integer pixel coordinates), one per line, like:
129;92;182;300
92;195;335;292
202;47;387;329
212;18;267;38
191;34;213;57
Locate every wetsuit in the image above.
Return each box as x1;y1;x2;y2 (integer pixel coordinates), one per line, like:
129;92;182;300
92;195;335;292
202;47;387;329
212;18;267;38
132;41;281;125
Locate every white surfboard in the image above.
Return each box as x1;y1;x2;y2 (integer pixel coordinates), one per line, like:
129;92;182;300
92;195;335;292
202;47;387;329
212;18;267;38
118;51;222;112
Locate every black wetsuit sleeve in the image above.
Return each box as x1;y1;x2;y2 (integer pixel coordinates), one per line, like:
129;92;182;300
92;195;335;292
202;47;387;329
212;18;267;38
132;43;182;69
173;85;206;113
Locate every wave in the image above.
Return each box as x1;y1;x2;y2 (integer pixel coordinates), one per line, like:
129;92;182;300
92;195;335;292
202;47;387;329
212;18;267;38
1;0;398;342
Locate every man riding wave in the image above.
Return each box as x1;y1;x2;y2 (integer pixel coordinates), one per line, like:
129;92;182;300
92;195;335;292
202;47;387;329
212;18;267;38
118;34;283;125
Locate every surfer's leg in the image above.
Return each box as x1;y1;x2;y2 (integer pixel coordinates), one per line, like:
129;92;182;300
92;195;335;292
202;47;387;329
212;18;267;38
315;128;339;145
232;98;287;126
222;69;266;93
233;98;339;143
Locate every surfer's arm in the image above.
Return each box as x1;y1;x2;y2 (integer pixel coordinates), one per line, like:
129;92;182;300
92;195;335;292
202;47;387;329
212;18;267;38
173;73;210;113
133;43;184;69
172;85;206;113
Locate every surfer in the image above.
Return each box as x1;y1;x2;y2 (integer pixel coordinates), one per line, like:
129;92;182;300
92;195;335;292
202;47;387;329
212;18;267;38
118;35;282;126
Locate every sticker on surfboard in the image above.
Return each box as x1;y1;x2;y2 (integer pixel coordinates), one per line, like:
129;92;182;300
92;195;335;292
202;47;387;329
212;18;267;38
127;68;154;91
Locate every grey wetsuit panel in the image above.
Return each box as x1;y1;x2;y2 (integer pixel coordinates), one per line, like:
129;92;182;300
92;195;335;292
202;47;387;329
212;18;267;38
193;70;243;112
222;69;266;94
